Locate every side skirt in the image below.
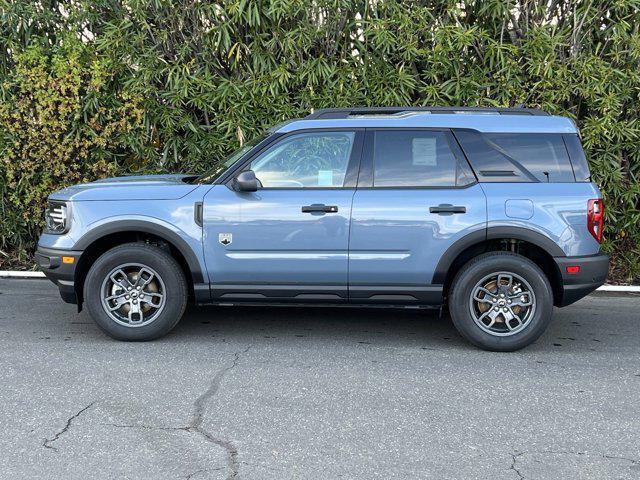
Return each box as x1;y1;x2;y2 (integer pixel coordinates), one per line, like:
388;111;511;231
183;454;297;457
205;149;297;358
210;284;347;303
199;284;443;307
349;285;443;305
197;301;440;310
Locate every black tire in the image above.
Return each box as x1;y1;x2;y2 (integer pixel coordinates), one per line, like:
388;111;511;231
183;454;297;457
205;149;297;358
448;252;553;352
84;243;187;341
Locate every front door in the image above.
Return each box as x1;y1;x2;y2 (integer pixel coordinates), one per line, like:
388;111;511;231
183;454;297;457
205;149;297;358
203;129;363;302
348;129;487;304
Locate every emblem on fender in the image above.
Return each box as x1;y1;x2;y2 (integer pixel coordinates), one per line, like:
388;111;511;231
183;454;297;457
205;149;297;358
218;233;232;246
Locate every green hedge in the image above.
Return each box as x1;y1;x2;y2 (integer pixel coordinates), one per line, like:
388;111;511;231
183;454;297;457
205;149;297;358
0;1;638;282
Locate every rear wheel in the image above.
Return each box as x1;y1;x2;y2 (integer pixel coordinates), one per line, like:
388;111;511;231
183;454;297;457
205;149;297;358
448;252;553;351
84;243;187;341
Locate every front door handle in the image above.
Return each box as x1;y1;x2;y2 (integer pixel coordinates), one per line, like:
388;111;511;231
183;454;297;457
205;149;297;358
302;204;338;213
429;204;466;215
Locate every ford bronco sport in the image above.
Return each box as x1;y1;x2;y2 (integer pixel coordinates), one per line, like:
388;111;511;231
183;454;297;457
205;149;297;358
37;107;609;351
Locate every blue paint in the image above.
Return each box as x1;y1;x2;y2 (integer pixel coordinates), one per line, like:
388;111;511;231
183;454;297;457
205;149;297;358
202;186;353;285
349;185;487;285
505;199;534;220
482;183;601;256
38;109;605;308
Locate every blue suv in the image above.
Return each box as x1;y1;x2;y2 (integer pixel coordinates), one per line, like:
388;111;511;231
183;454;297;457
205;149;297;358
37;107;609;351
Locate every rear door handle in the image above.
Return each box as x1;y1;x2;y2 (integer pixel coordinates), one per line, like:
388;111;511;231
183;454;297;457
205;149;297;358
429;204;466;215
301;204;338;213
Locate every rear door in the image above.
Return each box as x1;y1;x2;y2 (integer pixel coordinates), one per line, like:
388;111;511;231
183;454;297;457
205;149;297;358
348;129;487;304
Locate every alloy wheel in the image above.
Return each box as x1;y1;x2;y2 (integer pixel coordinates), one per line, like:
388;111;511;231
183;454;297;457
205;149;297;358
468;271;536;336
100;263;166;327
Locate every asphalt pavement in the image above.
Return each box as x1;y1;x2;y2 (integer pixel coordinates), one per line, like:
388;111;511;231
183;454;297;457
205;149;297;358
0;279;639;479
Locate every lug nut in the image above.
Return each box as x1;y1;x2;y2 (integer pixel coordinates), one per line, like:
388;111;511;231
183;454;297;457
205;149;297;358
503;308;508;312
133;300;137;305
125;295;130;299
494;307;499;311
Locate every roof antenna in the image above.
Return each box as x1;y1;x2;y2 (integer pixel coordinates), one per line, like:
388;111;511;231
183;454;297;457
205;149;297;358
543;171;550;182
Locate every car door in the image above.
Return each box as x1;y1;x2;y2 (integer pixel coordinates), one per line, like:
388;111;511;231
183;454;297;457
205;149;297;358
348;128;487;304
202;129;364;302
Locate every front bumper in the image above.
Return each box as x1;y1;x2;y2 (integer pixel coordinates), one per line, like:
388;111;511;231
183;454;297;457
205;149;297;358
35;246;83;304
554;254;609;307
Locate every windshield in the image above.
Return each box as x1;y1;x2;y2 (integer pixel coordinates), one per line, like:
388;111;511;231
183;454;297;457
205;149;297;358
197;134;268;183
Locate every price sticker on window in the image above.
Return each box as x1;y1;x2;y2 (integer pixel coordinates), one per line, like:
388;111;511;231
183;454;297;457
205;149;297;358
412;138;437;166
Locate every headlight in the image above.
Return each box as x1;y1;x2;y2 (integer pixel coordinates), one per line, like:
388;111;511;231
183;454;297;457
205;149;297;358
44;201;70;234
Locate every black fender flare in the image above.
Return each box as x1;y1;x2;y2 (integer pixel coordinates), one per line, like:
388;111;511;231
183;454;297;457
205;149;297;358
73;220;204;283
432;226;566;284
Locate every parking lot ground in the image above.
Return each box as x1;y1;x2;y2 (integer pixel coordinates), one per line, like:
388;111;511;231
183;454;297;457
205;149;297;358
0;279;639;479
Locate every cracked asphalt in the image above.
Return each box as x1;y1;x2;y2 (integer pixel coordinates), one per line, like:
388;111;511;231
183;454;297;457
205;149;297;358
0;279;639;480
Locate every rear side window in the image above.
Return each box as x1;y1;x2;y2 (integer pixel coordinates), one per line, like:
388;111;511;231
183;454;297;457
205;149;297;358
455;130;576;183
563;134;591;182
372;130;475;187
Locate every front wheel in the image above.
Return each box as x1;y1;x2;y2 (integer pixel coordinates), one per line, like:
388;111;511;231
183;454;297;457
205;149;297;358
84;243;187;341
448;252;553;351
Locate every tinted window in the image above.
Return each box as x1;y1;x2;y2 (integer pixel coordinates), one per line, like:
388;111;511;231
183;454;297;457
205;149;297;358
455;131;576;183
250;131;355;188
563;134;591;182
454;129;531;183
484;133;575;182
373;130;470;187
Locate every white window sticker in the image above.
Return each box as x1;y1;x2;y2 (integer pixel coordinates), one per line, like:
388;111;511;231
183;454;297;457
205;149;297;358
317;170;334;187
412;138;437;166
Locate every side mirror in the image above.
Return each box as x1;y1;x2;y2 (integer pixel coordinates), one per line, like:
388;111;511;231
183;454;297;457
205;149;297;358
234;170;259;192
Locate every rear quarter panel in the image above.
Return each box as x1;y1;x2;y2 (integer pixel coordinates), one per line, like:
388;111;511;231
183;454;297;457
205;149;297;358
481;182;602;256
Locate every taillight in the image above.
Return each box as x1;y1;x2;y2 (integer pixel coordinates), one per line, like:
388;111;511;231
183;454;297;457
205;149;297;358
587;199;604;243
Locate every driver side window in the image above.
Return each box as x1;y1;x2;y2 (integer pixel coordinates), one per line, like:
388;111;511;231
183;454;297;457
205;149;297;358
249;131;355;188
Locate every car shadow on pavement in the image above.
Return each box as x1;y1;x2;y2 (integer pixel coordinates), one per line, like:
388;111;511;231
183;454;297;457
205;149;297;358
164;297;629;353
169;304;472;350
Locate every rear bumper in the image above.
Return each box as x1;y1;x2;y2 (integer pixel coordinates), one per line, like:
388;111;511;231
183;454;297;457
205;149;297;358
554;254;609;307
35;246;82;304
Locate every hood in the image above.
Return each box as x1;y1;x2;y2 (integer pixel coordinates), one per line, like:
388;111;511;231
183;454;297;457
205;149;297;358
49;174;200;201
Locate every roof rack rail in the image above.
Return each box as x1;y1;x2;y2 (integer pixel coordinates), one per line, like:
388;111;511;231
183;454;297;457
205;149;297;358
305;106;549;119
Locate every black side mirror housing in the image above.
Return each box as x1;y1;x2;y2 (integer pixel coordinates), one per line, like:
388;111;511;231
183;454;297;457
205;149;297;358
234;170;259;192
